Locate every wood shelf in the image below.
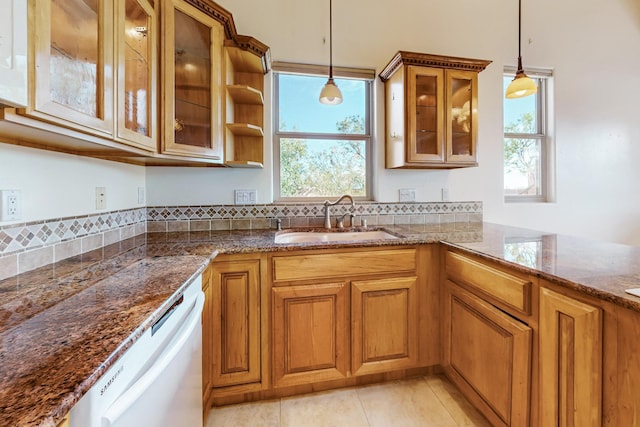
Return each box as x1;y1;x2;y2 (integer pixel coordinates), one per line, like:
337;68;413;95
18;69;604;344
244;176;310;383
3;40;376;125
226;123;263;137
227;85;263;105
225;160;264;168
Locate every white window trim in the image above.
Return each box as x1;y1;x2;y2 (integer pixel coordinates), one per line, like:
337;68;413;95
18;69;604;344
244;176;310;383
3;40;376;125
273;64;375;202
504;67;555;204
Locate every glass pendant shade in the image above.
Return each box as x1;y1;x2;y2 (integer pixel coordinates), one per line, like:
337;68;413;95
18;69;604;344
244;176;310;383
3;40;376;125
505;70;537;99
505;0;537;99
319;78;343;105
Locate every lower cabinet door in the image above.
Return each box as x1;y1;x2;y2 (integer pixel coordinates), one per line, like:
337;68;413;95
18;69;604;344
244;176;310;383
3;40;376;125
272;282;349;388
539;287;602;427
351;276;418;375
211;259;261;387
443;281;532;427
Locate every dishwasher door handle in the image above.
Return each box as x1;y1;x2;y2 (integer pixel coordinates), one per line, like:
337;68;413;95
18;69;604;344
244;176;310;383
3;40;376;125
101;290;205;426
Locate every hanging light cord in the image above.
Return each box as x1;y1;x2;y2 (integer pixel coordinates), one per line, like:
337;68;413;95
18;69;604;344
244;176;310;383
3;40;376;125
516;0;523;73
329;0;334;79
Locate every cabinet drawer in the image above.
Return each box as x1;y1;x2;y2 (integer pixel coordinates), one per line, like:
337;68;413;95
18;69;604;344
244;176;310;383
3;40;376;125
445;250;532;315
272;248;416;283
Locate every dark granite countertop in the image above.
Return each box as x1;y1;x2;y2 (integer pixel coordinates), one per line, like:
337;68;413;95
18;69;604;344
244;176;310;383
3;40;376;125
2;221;640;426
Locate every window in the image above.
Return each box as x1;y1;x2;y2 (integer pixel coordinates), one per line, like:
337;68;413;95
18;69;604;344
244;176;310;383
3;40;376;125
503;67;554;202
273;63;374;200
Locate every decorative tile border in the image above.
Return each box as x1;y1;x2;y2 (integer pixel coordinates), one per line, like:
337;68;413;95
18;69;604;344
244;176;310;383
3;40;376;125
146;201;483;231
0;201;482;280
0;208;146;280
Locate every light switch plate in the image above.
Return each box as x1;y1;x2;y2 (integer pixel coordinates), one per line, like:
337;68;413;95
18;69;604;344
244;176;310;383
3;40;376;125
399;188;416;202
234;189;257;205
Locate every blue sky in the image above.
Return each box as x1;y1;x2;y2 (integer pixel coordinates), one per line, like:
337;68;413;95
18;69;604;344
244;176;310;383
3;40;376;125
278;74;366;134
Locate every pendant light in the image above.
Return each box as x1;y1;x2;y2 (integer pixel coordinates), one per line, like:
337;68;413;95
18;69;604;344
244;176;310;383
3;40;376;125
505;0;537;99
319;0;343;105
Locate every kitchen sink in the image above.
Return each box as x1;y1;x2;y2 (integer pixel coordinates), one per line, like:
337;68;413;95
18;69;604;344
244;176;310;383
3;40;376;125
274;229;400;244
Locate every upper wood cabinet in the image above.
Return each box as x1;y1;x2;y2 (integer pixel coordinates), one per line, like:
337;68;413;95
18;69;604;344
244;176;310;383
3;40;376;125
0;0;270;166
224;42;268;168
0;0;28;107
160;0;224;161
379;51;491;169
26;0;115;136
115;0;157;151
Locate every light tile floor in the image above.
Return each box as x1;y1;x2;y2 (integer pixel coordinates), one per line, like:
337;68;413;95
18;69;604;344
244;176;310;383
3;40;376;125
205;374;492;427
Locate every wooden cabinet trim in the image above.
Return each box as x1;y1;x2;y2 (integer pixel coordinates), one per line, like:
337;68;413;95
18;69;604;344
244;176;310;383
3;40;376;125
211;259;261;387
445;250;532;315
271;248;417;283
540;286;603;427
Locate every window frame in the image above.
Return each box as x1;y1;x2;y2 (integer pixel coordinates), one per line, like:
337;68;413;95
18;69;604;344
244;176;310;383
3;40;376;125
503;66;554;203
272;62;375;202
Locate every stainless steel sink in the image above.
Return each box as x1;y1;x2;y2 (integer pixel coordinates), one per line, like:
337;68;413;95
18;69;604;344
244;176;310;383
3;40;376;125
274;230;400;244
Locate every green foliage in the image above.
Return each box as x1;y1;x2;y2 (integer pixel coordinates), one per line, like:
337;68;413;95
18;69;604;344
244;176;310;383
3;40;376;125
280;115;367;198
504;113;537;174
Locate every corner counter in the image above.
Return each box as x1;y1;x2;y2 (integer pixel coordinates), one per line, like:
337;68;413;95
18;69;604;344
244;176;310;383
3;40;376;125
3;221;640;425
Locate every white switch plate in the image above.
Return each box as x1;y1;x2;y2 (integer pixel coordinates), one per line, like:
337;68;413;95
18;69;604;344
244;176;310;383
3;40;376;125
137;187;145;204
0;189;22;221
96;187;107;210
441;187;449;202
399;188;416;202
234;189;257;205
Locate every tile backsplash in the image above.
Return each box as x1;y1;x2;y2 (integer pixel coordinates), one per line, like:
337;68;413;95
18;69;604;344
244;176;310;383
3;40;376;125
0;201;481;280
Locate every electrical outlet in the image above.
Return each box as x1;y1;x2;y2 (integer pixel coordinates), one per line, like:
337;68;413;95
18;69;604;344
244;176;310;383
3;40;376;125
399;188;416;202
234;189;257;205
441;187;449;202
0;189;22;221
138;187;145;204
96;187;107;210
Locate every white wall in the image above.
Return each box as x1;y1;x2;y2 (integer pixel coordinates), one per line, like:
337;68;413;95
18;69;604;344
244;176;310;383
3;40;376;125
149;0;640;244
5;0;639;245
0;143;145;225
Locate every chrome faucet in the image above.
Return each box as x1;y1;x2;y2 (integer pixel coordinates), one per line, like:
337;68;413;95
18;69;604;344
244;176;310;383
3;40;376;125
323;195;355;228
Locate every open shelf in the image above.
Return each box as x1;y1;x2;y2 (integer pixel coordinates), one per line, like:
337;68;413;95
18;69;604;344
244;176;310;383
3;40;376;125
225;160;264;168
226;123;263;137
227;85;263;105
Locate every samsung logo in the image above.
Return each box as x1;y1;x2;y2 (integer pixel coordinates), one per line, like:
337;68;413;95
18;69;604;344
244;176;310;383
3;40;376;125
100;365;124;396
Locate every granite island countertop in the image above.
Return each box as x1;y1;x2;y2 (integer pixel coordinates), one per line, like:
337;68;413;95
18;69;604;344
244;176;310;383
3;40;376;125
3;221;640;426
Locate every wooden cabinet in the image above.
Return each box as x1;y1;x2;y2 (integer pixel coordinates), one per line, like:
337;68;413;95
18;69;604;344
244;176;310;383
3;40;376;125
160;0;224;161
443;249;537;427
443;280;532;427
223;43;268;167
351;276;418;376
0;0;28;107
272;282;350;387
115;0;157;151
26;0;115;136
201;263;213;407
210;258;262;388
56;413;70;427
270;247;428;388
539;286;602;427
379;51;491;169
5;0;157;153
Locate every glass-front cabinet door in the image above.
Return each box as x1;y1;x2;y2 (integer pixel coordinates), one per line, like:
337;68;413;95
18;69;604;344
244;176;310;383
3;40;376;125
28;0;114;136
115;0;157;151
0;0;28;107
161;0;224;161
407;66;444;163
446;70;477;164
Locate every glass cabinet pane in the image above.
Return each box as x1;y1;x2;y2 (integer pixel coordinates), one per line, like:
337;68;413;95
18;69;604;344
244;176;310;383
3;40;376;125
414;74;438;155
449;77;472;156
123;0;151;136
173;9;211;148
50;0;100;118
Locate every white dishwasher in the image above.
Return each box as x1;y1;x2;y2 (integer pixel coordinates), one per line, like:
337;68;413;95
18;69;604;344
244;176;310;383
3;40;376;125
71;275;204;427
